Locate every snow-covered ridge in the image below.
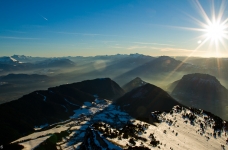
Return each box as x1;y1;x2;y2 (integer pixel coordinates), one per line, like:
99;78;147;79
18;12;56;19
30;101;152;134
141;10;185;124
0;56;21;63
13;101;228;150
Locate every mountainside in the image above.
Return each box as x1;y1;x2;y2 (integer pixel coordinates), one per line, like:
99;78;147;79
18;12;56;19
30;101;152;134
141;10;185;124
0;74;56;105
64;78;125;100
167;73;228;120
0;78;124;144
118;56;191;75
106;54;155;71
122;77;147;93
177;57;228;69
0;61;33;72
11;99;228;150
77;106;226;150
115;83;181;121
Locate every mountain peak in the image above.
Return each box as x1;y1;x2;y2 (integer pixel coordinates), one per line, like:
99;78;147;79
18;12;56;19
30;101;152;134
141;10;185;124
134;76;142;80
181;73;221;85
116;83;180;121
122;77;147;93
157;56;175;61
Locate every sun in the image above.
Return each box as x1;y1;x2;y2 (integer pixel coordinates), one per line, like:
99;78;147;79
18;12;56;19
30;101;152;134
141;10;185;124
180;0;228;56
205;20;226;41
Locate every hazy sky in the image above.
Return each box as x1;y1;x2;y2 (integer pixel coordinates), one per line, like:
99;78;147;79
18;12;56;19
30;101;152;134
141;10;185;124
0;0;228;57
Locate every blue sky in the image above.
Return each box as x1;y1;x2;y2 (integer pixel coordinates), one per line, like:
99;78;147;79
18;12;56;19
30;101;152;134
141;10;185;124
0;0;228;57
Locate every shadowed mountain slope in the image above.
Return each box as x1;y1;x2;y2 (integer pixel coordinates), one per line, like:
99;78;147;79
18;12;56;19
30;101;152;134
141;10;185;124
167;73;228;120
115;83;181;122
0;78;124;144
63;78;125;100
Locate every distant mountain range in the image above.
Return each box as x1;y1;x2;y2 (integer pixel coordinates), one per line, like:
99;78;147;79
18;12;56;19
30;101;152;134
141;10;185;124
117;56;190;75
11;55;47;63
114;56;203;87
1;54;228;87
0;57;75;73
0;56;21;64
1;54;228;109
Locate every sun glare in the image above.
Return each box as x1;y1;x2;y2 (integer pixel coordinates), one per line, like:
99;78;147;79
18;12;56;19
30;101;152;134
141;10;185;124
179;0;228;57
164;0;228;83
205;21;226;41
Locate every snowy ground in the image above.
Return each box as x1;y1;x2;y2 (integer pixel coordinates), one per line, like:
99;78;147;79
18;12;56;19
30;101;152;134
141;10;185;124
13;99;228;150
107;107;228;150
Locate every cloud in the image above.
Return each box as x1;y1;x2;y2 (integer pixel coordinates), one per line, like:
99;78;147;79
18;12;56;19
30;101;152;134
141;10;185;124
127;46;148;50
52;31;148;39
125;44;204;53
54;32;117;37
160;48;200;52
109;45;161;50
109;46;126;49
6;30;26;34
40;15;48;21
132;42;175;46
101;41;117;43
0;36;40;40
